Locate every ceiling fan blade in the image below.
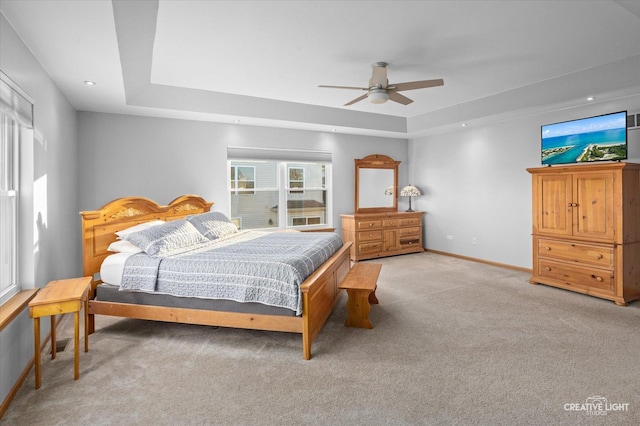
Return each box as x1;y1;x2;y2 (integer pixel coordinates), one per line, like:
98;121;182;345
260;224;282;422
344;93;369;106
318;85;367;91
388;91;413;105
390;79;444;92
369;63;388;88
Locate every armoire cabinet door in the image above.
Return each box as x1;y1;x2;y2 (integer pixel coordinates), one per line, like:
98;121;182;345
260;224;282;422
535;174;572;236
572;172;615;240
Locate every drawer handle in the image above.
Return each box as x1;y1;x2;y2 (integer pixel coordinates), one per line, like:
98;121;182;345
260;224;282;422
593;275;603;282
545;246;551;251
369;234;373;238
545;266;551;271
597;254;603;259
368;223;374;227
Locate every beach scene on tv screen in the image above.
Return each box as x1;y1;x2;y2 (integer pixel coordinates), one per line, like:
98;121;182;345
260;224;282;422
542;112;627;165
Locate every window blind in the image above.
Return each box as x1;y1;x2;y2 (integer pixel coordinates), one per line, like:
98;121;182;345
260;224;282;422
227;146;332;162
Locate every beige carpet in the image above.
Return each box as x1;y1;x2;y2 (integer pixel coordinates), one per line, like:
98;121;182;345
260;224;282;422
2;252;639;425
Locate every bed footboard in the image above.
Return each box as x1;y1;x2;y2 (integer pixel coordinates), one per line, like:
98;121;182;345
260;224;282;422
300;242;352;359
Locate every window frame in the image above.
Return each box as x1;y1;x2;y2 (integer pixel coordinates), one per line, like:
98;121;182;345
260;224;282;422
1;72;33;305
228;159;331;231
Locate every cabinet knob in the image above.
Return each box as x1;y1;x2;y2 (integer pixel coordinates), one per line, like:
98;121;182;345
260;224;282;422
368;223;374;227
597;254;603;259
545;266;551;271
594;276;603;282
545;246;551;251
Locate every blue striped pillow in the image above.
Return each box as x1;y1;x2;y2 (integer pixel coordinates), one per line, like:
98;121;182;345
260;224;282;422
186;211;238;240
124;220;208;256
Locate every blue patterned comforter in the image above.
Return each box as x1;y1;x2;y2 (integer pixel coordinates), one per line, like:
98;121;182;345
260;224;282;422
119;231;343;315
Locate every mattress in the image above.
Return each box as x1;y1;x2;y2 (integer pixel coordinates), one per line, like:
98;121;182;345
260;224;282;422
98;250;296;316
95;283;297;316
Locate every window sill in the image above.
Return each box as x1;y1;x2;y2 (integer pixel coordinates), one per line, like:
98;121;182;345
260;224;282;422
0;289;39;332
299;227;335;233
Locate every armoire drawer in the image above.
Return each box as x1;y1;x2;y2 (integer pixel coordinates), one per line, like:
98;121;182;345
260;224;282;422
357;220;382;230
537;238;614;268
537;259;614;292
358;230;382;242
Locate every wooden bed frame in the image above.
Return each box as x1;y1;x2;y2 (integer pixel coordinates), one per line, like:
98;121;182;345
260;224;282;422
80;195;352;359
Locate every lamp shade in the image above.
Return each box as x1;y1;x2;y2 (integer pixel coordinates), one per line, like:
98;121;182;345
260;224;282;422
368;88;389;104
400;185;421;197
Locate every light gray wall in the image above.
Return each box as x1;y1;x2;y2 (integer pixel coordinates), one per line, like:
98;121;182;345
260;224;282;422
408;96;640;269
77;112;410;225
0;14;79;403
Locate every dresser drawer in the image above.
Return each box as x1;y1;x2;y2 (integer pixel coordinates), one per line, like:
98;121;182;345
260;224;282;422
358;230;382;242
357;220;382;230
400;217;421;227
537;259;614;292
537;238;614;268
399;227;421;238
399;238;421;248
358;242;382;255
382;218;399;227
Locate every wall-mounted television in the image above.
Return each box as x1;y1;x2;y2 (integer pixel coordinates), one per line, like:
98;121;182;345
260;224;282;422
541;111;627;165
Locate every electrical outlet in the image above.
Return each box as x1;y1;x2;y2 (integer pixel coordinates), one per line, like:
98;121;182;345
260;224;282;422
447;235;453;240
472;237;477;245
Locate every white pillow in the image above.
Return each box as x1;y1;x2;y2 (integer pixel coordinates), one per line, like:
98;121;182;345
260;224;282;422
115;220;165;239
107;240;143;253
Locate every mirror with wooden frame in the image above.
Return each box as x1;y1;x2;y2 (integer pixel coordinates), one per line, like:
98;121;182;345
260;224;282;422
355;154;400;213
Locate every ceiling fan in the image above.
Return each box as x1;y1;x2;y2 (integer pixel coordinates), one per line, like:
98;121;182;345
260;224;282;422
319;62;444;106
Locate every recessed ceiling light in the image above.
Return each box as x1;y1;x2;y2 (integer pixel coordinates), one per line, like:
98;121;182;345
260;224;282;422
587;96;595;101
234;119;240;123
84;80;96;86
461;123;468;127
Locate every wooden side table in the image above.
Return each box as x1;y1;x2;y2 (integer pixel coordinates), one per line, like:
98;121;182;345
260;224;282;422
28;277;92;389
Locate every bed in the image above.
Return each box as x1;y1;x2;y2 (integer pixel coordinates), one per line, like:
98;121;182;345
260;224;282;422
80;195;352;359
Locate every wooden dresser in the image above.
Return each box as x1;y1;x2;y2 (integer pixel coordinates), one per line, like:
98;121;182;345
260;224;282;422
341;211;424;261
527;162;640;305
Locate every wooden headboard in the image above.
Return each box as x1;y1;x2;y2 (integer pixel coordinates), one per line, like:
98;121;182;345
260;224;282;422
80;195;213;294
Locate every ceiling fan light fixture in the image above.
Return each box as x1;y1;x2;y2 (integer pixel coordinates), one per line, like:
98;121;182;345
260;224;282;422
368;88;388;104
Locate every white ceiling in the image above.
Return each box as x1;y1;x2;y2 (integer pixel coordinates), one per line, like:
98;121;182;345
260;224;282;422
1;0;640;138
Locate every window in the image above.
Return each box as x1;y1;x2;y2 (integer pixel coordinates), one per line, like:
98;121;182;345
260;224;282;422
230;165;255;195
228;158;330;230
1;72;33;305
288;167;304;193
292;216;321;226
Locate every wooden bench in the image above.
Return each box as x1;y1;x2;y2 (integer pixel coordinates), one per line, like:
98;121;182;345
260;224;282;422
338;263;382;329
